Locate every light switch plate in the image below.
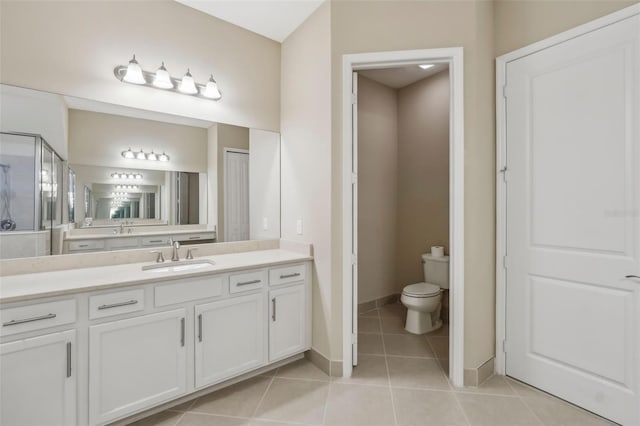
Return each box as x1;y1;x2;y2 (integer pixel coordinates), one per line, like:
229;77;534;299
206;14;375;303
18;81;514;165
296;219;303;235
263;217;268;230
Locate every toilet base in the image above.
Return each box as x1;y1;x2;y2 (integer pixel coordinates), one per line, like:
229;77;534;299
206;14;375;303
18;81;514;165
404;307;443;335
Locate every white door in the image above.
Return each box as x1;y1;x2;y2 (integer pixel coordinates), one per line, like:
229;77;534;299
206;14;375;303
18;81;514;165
195;293;266;388
1;330;76;426
505;14;640;425
89;309;187;425
352;71;359;366
224;150;250;242
269;284;307;361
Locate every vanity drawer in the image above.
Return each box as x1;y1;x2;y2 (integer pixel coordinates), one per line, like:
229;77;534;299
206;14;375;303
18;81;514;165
142;236;171;247
89;289;145;320
155;275;224;307
1;299;76;337
229;269;267;294
269;264;306;287
69;240;105;251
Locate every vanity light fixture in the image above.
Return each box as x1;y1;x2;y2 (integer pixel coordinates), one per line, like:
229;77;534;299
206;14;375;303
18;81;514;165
178;69;198;95
419;64;435;70
153;62;173;89
121;147;170;162
116;185;138;190
114;55;222;101
123;55;146;84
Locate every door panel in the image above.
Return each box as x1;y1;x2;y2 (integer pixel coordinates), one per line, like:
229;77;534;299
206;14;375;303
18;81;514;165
505;14;640;425
269;284;306;361
224;151;250;242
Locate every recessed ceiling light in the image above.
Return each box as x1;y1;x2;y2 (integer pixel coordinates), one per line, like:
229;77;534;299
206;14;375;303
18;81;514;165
419;64;435;70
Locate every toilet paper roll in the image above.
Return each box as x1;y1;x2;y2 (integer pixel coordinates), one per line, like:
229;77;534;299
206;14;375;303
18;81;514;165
431;246;445;257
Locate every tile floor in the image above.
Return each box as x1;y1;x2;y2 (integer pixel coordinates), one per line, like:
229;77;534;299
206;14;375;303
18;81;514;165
129;303;615;426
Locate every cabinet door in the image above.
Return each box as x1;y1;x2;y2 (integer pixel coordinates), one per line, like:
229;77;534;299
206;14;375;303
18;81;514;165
1;329;76;426
269;284;307;361
89;309;186;425
195;293;266;388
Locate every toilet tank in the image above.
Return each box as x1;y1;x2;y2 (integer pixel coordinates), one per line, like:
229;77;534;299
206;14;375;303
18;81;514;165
422;254;450;289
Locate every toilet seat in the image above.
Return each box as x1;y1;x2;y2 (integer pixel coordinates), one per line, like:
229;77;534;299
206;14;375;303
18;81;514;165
402;282;441;298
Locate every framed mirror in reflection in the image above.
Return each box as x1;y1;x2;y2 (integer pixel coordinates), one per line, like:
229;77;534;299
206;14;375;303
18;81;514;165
0;84;281;260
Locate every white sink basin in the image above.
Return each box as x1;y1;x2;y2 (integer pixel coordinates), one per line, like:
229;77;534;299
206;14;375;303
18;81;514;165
142;259;216;273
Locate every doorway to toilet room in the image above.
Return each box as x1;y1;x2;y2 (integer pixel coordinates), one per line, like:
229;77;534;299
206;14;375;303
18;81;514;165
342;48;465;386
354;65;451;377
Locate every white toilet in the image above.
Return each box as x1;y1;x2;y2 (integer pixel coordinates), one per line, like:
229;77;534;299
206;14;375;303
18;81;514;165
400;253;449;334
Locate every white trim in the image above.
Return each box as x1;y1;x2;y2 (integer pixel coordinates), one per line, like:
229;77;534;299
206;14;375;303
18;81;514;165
342;48;465;387
494;2;640;376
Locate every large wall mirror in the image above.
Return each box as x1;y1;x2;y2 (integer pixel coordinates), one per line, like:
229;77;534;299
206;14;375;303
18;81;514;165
0;84;281;260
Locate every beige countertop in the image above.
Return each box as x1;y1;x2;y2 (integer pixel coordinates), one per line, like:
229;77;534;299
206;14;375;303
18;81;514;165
64;228;216;241
0;249;312;304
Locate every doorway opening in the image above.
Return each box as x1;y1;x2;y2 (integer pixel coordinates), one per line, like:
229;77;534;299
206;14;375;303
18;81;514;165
342;48;465;387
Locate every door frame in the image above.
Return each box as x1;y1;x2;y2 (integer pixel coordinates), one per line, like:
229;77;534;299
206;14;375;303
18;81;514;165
342;47;465;387
223;148;249;241
495;3;640;376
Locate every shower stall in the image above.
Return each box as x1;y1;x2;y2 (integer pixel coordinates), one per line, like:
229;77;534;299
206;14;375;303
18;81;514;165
0;132;64;259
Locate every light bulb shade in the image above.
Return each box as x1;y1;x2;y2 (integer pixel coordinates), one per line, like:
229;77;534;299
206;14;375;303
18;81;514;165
179;69;198;94
135;174;143;180
122;148;135;159
153;63;173;89
135;150;146;160
123;55;146;84
202;75;222;99
146;151;158;161
158;152;170;162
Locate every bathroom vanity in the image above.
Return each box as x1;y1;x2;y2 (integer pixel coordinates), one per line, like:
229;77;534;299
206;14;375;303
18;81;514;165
0;246;312;426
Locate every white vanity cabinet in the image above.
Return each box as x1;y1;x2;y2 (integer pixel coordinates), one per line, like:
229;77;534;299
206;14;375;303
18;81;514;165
0;254;311;426
269;264;310;362
0;329;76;426
195;292;266;388
89;309;187;425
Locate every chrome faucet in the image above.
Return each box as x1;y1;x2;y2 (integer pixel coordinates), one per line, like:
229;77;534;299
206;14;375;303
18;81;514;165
119;223;125;234
171;240;181;262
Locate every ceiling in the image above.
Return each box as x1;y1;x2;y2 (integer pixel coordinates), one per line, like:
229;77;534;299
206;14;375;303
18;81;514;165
175;0;325;43
359;63;449;89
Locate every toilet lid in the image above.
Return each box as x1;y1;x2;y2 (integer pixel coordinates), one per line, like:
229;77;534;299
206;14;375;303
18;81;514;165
403;282;440;297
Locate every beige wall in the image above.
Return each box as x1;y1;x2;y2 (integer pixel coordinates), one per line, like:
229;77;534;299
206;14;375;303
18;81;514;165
330;0;497;367
281;2;333;360
396;70;450;288
0;0;280;131
357;75;398;304
494;0;638;56
68;110;208;173
216;124;249;242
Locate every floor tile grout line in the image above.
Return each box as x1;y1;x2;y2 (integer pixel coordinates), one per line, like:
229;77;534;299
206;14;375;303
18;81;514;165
171;411;188;426
518;393;547;426
250;372;277;419
320;378;331;425
378;310;399;426
451;390;473;426
423;333;453;391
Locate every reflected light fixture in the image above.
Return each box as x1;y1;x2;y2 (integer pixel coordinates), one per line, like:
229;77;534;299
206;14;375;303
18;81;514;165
121;148;135;159
111;172;143;180
114;55;222;101
123;55;146;84
121;148;170;162
419;64;435;70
